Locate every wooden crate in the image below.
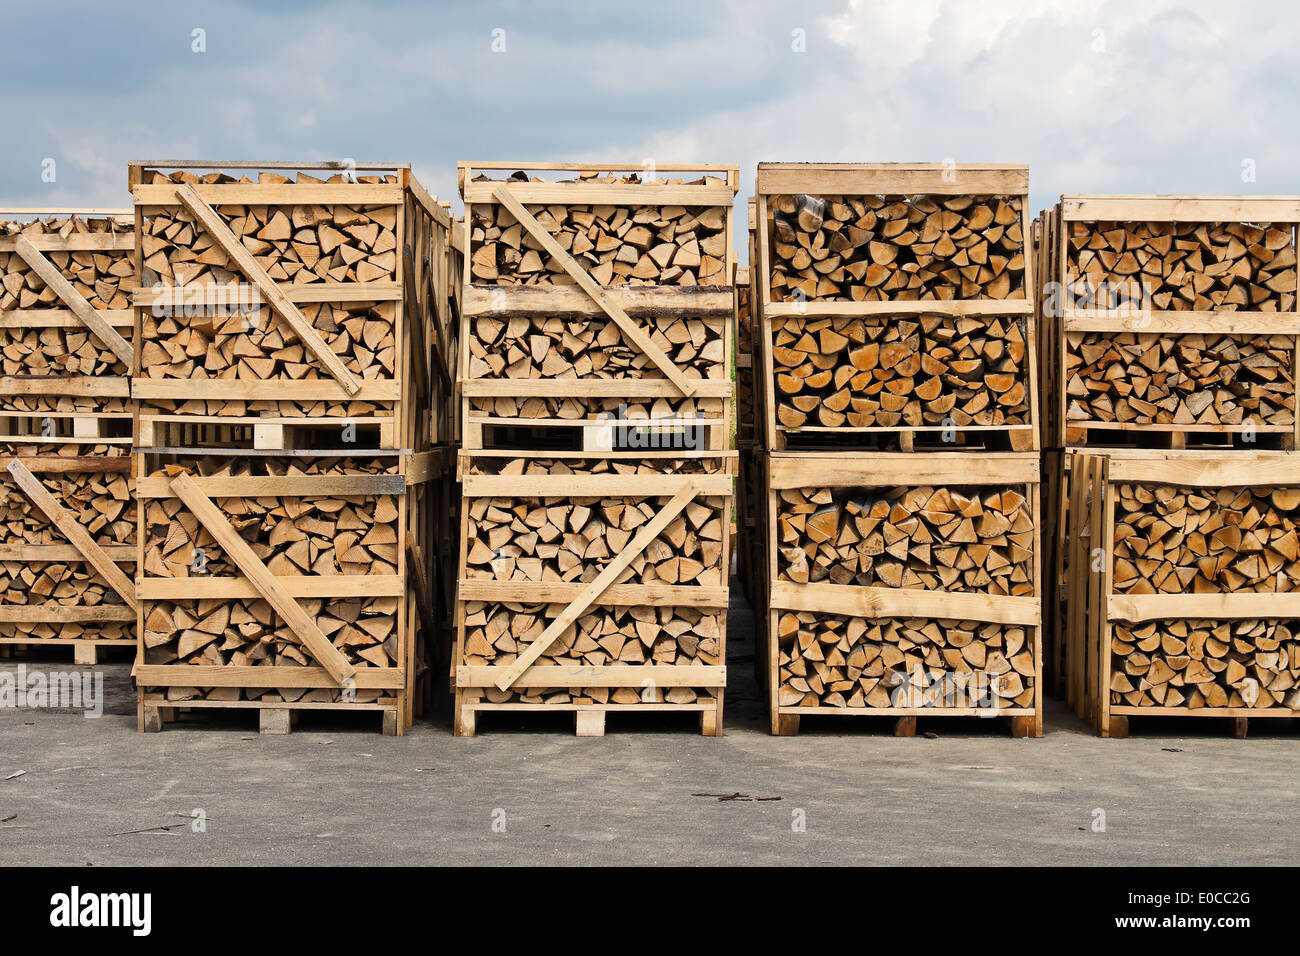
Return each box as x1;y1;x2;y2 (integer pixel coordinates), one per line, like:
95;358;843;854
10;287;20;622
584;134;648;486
0;209;136;444
754;163;1038;452
761;451;1043;736
1067;450;1300;737
129;160;453;453
1043;195;1300;450
457;162;737;452
452;452;734;736
0;445;136;658
133;454;422;735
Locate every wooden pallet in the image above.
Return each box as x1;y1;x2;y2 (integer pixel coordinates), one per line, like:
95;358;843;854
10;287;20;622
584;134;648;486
0;447;136;647
138;693;401;735
0;208;135;420
133;456;419;735
128;160;454;452
760;451;1043;736
0;638;135;664
1067;450;1300;736
452;453;733;737
754;164;1038;452
457;162;737;450
1042;195;1300;450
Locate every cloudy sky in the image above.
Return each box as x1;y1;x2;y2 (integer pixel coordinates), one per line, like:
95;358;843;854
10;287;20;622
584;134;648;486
6;0;1296;259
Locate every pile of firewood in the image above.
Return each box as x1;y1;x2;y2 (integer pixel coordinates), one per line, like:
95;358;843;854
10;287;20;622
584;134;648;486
768;194;1026;302
1110;618;1300;709
468;172;729;286
462;600;722;704
0;215;134;313
465;456;725;478
771;315;1031;429
464;493;726;587
776;611;1036;709
467;394;714;424
1065;331;1295;427
141;458;398;580
468;314;726;381
776;484;1035;593
1112;483;1300;593
139;170;399;287
1068;220;1297;311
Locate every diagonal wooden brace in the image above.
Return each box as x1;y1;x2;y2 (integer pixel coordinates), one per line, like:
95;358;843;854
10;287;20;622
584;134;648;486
491;185;697;398
173;184;361;396
168;473;356;685
14;237;135;367
494;482;701;690
5;459;139;611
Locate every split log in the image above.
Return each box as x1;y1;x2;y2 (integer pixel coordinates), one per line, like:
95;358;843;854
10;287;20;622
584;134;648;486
1109;618;1300;710
1065;331;1295;427
468;170;729;287
776;611;1036;710
771;315;1030;429
777;484;1034;594
768;193;1026;302
1068;220;1297;312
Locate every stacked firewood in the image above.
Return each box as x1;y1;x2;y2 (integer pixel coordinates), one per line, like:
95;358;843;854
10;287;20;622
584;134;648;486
464;493;726;587
771;315;1031;429
465;456;726;478
0;215;134;312
1067;220;1297;311
0;443;133;640
467;314;726;381
139;170;399;287
776;611;1036;709
141;458;398;580
462;601;722;705
466;394;719;426
1110;618;1300;709
768;194;1026;301
737;282;755;445
776;484;1035;593
1111;483;1300;593
468;171;729;286
1064;332;1295;427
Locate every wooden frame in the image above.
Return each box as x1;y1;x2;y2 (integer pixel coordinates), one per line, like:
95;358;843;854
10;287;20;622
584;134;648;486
0;451;136;658
761;451;1043;736
1043;195;1300;450
0;208;135;432
457;161;738;452
754;164;1039;452
1068;449;1300;736
451;456;734;737
128;160;452;453
133;462;415;735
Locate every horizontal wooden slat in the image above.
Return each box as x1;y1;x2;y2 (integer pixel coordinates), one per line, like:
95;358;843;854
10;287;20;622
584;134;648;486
0;233;133;253
0;543;135;562
1061;196;1300;222
1109;705;1298;717
463;182;734;206
768;453;1039;489
1109;592;1300;623
134;283;401;308
765;299;1033;319
137;473;405;498
0;376;130;397
770;581;1041;626
462;473;732;497
457;580;729;607
463;285;734;317
1062;311;1300;335
139;575;404;600
462;379;732;399
133;184;403;206
0;309;133;329
0;605;134;623
131;379;399;401
757;163;1029;197
134;664;405;690
1104;457;1300;487
777;704;1034;716
457;664;725;689
130;159;410;171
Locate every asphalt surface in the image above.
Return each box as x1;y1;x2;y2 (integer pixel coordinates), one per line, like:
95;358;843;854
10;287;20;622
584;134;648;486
2;582;1297;866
